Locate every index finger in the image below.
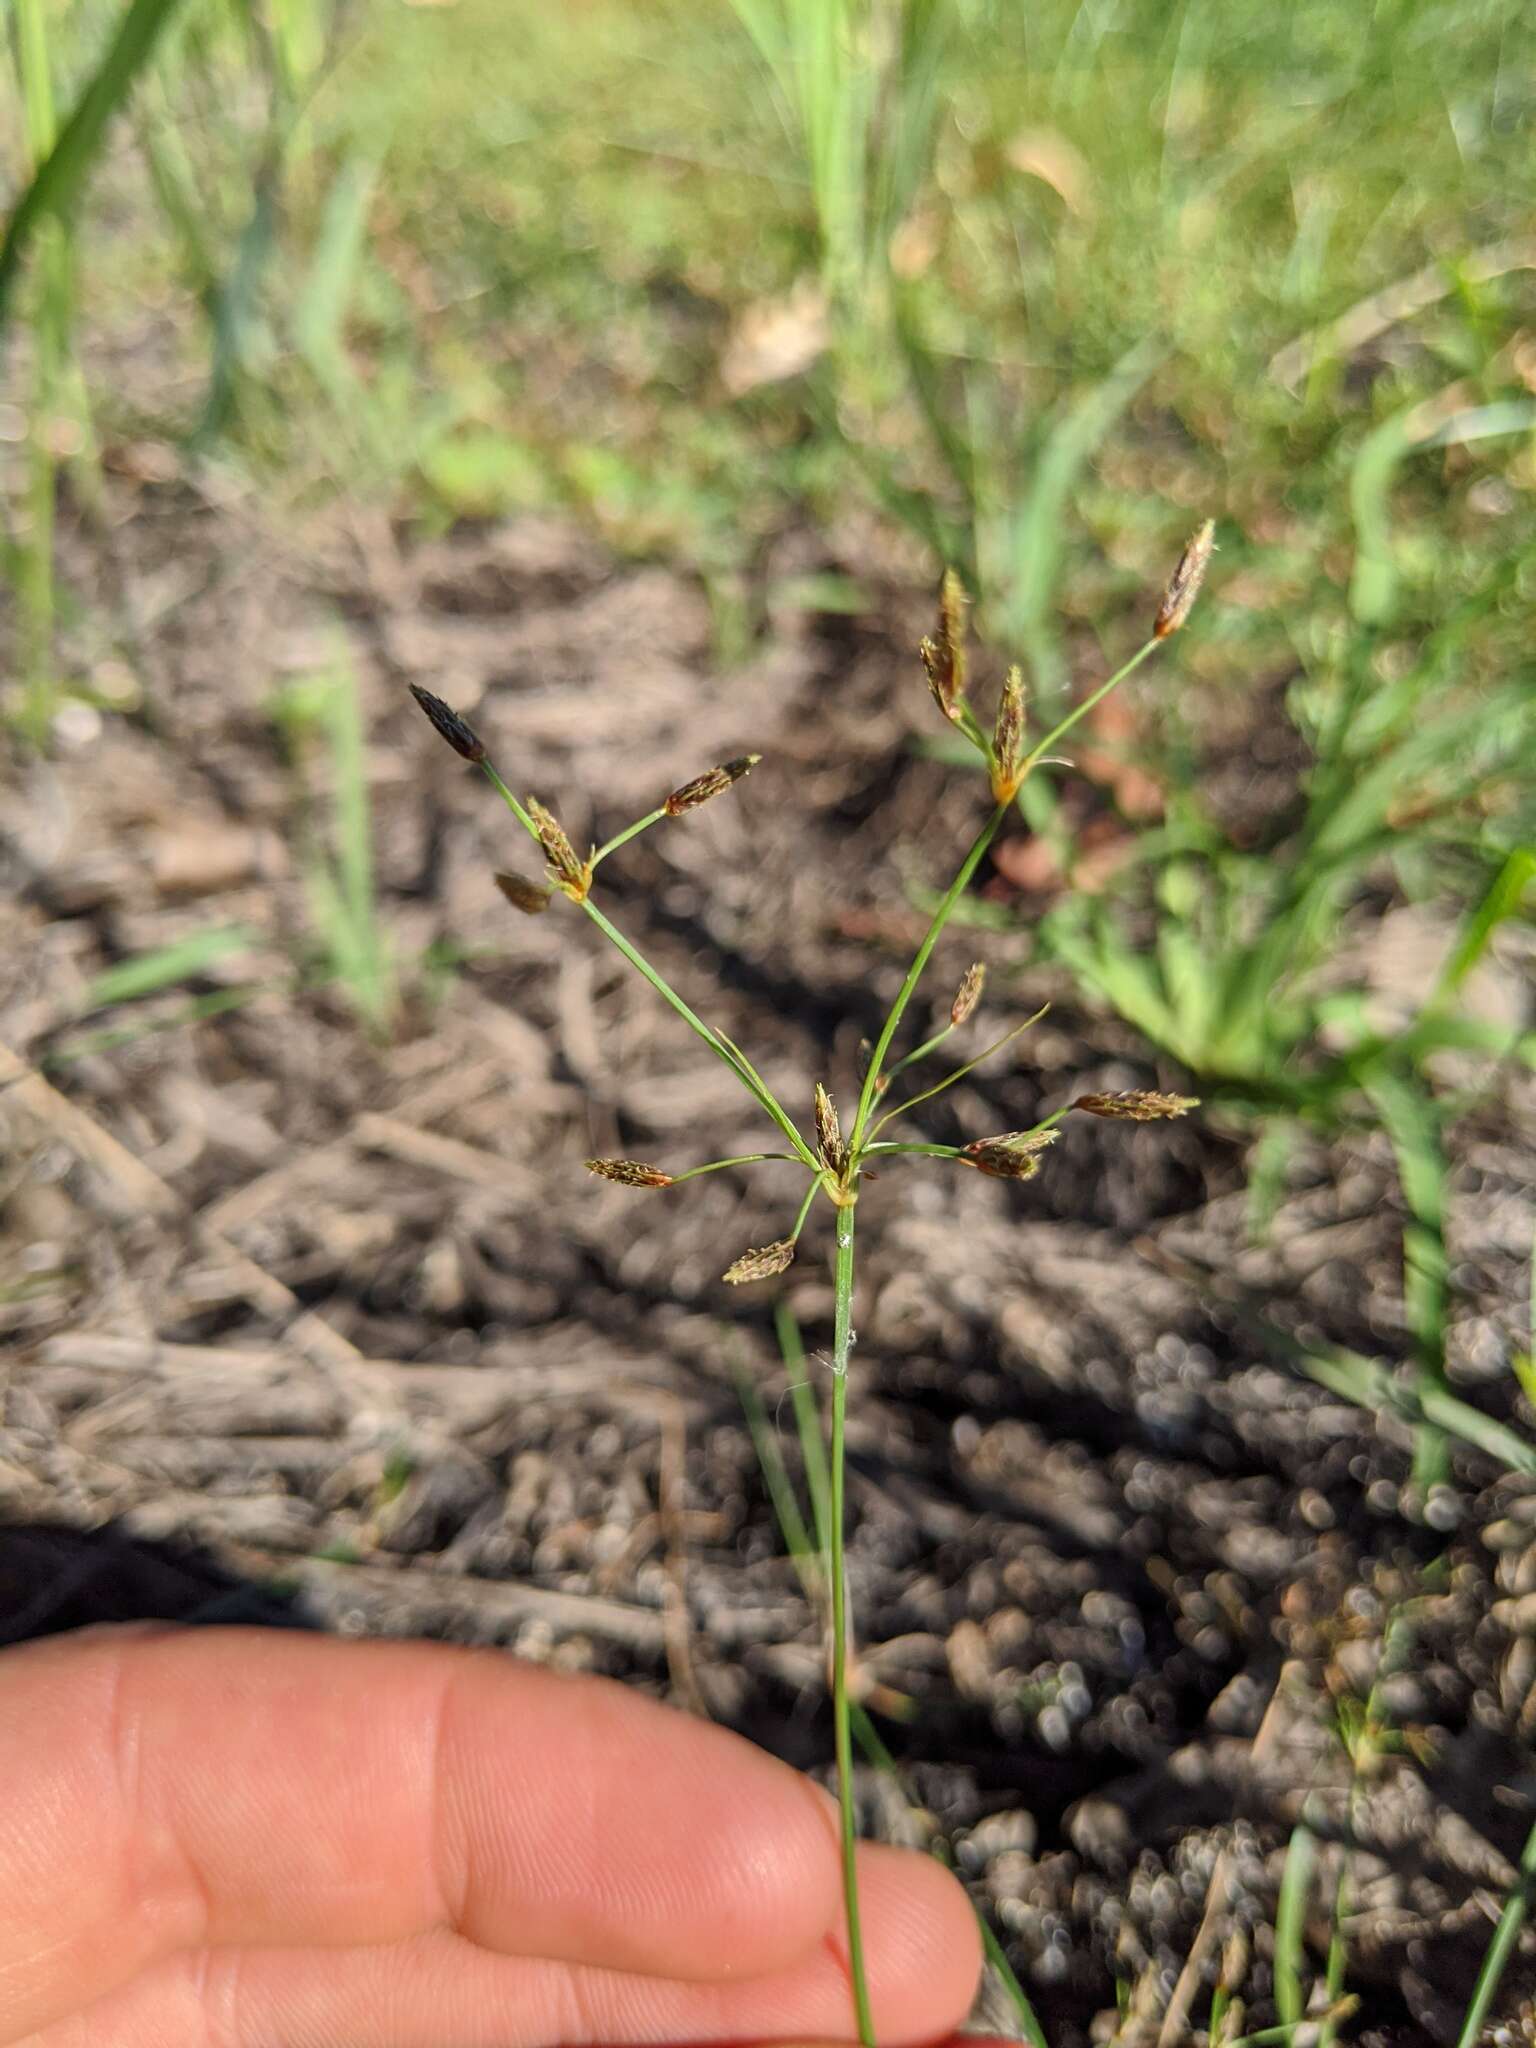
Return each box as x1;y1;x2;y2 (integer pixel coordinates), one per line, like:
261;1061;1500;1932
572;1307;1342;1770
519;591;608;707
0;1625;845;2043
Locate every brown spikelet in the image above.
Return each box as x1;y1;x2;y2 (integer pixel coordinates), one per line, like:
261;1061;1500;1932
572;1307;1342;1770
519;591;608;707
1074;1090;1199;1121
1153;519;1216;639
722;1238;796;1285
527;797;593;901
963;1142;1044;1181
409;685;486;763
495;871;552;916
814;1082;847;1177
951;962;986;1027
962;1128;1058;1178
939;569;967;671
664;754;761;816
585;1158;675;1188
920;569;969;725
990;667;1027;801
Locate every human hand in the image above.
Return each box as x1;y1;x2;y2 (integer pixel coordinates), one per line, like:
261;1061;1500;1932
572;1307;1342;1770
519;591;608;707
1;1623;989;2047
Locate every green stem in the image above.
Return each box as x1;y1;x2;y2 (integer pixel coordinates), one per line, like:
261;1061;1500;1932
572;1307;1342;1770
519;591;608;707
579;895;818;1169
828;1196;874;2048
1454;1815;1536;2048
667;1152;801;1183
789;1175;823;1240
849;803;1009;1149
1020;636;1160;773
478;760;541;839
594;807;667;865
883;1019;955;1082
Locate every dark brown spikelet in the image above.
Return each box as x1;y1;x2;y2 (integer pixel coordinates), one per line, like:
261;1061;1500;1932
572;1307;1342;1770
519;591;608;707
664;754;761;817
919;568;969;725
962;1128;1058;1178
1074;1090;1199;1121
990;667;1026;800
951;962;986;1028
722;1238;796;1285
495;871;552;916
814;1082;847;1177
585;1158;675;1188
1153;519;1216;639
527;797;592;901
409;685;486;763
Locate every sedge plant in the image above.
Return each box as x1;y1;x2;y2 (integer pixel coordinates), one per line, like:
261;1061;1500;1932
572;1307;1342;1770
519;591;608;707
409;522;1213;2045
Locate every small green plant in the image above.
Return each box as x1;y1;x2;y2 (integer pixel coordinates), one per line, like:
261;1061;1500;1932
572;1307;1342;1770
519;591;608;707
412;521;1210;2044
1031;480;1536;1490
274;657;397;1039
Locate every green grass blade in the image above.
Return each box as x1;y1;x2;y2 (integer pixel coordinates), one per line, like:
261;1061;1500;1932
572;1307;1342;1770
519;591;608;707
1246;1119;1298;1242
83;926;262;1010
1296;1340;1536;1477
136;104;219;298
723;0;791;75
1273;1822;1316;2027
1348;405;1417;628
1318;1855;1350;2048
274;662;395;1037
200;166;281;441
731;1357;819;1598
0;0;188;334
1226;2021;1355;2048
1456;1816;1536;2048
293;150;382;402
776;1303;832;1558
995;337;1162;700
44;984;267;1068
976;1912;1050;2048
1350;395;1536;627
1365;1071;1450;1490
1433;847;1536;1008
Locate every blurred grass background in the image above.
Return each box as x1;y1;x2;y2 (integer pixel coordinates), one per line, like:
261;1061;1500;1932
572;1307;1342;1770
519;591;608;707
13;0;1536;566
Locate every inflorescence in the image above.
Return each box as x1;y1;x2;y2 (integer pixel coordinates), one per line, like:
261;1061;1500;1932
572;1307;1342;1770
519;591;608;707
411;522;1214;1282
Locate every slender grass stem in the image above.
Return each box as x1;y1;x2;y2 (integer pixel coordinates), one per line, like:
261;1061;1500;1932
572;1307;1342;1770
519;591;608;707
828;1196;875;2048
1020;637;1160;773
883;1018;955;1082
667;1153;802;1182
576;894;818;1169
849;803;1009;1149
594;807;667;865
477;759;542;839
789;1175;823;1240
